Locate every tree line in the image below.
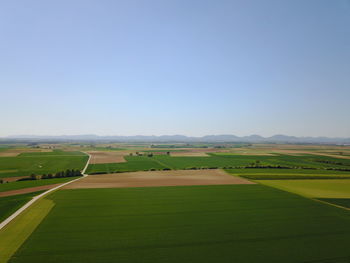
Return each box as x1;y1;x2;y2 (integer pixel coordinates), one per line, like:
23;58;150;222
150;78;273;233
18;169;83;181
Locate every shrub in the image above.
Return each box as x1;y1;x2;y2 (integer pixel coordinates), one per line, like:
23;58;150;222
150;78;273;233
30;174;39;180
90;172;107;175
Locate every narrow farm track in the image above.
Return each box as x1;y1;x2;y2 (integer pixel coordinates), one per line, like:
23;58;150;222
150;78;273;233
152;157;172;169
0;152;91;231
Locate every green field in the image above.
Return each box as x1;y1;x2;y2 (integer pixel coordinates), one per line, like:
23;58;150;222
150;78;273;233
0;177;79;193
142;149;186;153
87;156;167;173
77;147;126;152
8;185;350;263
225;168;350;180
0;150;88;178
0;191;44;223
86;153;350;174
0;147;11;152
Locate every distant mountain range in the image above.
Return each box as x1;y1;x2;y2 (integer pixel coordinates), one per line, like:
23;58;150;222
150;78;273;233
1;134;350;144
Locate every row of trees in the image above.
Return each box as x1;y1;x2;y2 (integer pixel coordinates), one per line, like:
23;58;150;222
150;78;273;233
18;169;83;181
129;152;171;157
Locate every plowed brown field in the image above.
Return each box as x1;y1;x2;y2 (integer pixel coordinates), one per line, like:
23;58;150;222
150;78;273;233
87;151;126;164
64;169;254;189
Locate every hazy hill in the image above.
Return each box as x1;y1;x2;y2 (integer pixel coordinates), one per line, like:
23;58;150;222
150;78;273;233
2;134;350;144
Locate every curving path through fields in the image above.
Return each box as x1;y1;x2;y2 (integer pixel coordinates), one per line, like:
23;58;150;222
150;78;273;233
0;152;91;230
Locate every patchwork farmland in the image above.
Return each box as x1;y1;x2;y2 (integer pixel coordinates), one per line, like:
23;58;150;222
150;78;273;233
86;153;350;174
1;143;350;262
6;186;350;263
3;2;349;262
0;150;88;178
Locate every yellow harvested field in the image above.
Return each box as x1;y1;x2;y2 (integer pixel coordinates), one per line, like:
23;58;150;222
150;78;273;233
63;169;255;189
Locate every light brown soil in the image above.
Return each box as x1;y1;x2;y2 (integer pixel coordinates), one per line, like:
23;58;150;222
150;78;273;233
0;183;61;197
87;151;126;164
0;148;52;157
1;176;28;183
0;152;20;157
64;169;255;189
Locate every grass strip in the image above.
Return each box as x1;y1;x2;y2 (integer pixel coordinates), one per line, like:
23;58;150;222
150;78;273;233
0;198;54;263
0;191;44;223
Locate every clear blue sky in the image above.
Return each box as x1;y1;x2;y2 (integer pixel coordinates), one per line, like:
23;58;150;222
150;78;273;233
1;0;349;137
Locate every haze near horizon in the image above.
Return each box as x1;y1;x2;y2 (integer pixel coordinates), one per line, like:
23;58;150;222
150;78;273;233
1;0;349;137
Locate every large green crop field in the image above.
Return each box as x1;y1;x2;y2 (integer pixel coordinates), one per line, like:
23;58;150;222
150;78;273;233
0;150;88;178
8;185;350;263
87;156;167;173
86;153;350;174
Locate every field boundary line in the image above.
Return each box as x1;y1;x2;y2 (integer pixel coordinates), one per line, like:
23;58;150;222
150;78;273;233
152;157;172;169
257;181;350;211
311;198;350;211
0;152;91;231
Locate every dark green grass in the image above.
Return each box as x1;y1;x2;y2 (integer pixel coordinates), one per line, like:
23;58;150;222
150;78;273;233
0;177;79;193
150;144;211;148
86;153;350;174
225;168;350;180
87;156;168;173
142;150;186;153
0;150;88;178
78;147;126;151
0;147;11;152
18;150;85;157
10;185;350;263
0;191;44;223
319;198;350;208
214;153;350;168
